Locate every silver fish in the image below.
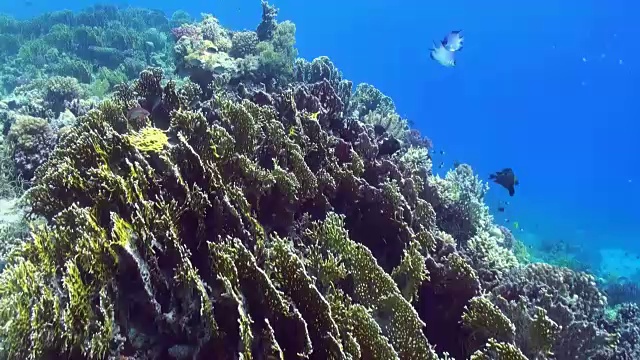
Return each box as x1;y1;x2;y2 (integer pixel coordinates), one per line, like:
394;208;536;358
430;42;456;67
443;30;464;52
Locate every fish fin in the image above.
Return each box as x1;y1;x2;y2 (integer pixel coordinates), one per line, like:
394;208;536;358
508;186;515;196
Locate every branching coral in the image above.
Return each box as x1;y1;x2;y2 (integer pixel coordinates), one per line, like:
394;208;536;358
424;163;492;245
0;4;624;360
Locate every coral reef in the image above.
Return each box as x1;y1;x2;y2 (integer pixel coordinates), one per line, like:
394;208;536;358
0;5;174;96
0;3;636;360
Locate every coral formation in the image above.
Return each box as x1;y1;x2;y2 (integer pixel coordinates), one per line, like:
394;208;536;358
0;5;173;96
0;3;637;360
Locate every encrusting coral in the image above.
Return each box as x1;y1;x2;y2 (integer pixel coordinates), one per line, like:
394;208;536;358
0;2;635;360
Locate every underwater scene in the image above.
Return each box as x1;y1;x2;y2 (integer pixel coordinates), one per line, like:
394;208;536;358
0;0;637;358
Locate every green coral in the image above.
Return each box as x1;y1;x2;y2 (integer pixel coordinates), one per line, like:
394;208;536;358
399;146;432;173
44;75;83;113
471;338;528;360
6;114;55;181
391;240;429;302
230;31;260;58
0;5;171;94
305;213;438;360
256;20;298;86
125;126;168;153
466;230;519;274
348;83;396;119
200;14;232;52
363;110;409;141
462;295;516;344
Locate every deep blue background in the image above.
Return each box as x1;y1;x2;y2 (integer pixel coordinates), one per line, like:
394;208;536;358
2;0;639;259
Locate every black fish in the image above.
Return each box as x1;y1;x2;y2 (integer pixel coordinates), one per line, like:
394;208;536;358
489;168;519;196
497;206;505;212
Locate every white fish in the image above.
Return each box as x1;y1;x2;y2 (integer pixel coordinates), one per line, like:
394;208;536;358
443;30;464;52
430;42;456;67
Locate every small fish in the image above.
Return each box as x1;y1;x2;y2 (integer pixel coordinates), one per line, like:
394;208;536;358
443;30;464;52
440;150;445;155
127;106;150;122
513;221;520;230
497;206;505;212
489;168;519;196
439;162;444;169
430;42;456;67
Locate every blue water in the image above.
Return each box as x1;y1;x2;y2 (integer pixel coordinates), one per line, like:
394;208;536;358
2;0;639;275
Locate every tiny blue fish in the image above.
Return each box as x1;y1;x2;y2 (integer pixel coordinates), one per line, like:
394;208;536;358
443;30;464;52
430;42;456;67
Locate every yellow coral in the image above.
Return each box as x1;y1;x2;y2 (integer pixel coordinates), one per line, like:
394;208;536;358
126;126;168;153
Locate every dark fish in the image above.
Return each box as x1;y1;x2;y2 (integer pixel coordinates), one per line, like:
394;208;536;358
443;30;464;52
440;150;445;155
497;206;505;212
127;106;150;122
489;168;519;196
439;162;444;169
374;124;386;136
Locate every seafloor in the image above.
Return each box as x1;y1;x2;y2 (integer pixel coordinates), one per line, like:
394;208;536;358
0;3;637;360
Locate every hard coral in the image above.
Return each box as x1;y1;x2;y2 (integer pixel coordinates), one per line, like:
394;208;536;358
0;4;620;360
424;163;492;246
6;114;56;182
230;31;259;58
492;263;616;359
